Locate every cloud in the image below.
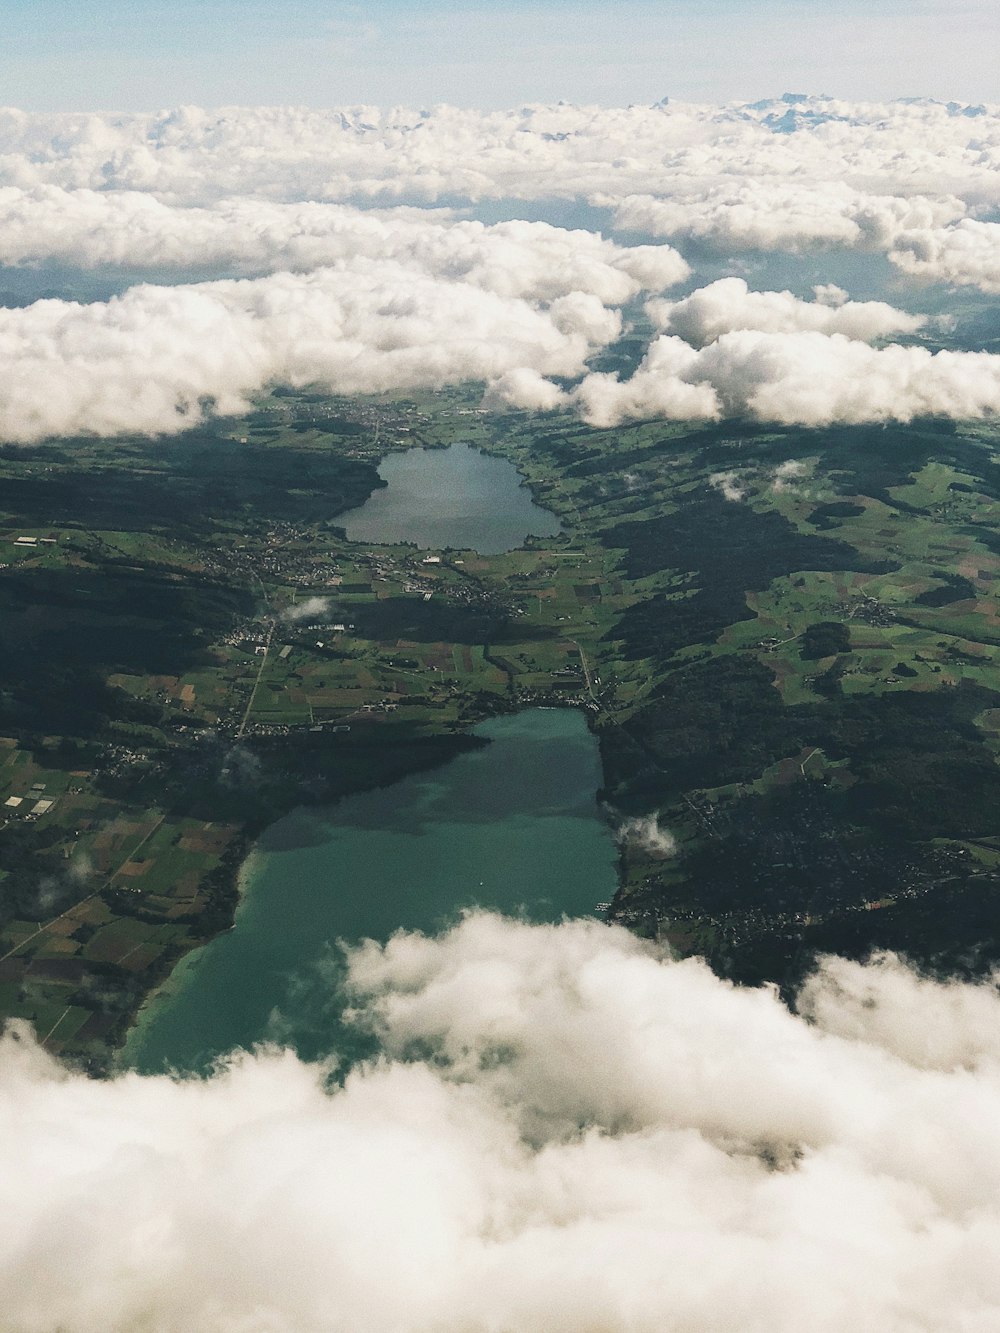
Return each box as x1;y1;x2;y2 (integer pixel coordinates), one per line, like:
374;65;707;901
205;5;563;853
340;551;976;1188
889;218;1000;293
0;98;999;441
568;337;722;428
0;206;692;443
5;268;985;440
1;98;999;441
771;458;809;493
611;184;966;255
706;459;807;503
0;98;995;218
282;597;331;623
482;366;570;412
6;912;1000;1330
562;330;1000;429
0;264;626;443
219;744;263;790
647;278;926;348
614;814;678;857
709;469;748;502
0;187;689;297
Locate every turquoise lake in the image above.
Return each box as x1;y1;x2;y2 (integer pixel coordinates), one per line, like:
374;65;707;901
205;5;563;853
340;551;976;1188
337;442;561;553
123;709;617;1074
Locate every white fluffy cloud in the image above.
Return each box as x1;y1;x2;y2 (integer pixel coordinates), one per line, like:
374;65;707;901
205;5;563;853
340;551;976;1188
281;597;331;623
0;96;999;440
12;264;985;440
0;98;997;214
5;913;1000;1331
614;813;678;857
0;264;630;443
0;101;995;294
482;365;571;413
560;331;1000;428
647;278;926;347
6;256;985;443
0;187;689;297
0;201;693;442
610;183;967;255
889;218;1000;293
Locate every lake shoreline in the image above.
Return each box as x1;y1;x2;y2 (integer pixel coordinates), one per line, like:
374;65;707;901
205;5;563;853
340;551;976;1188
337;441;562;554
122;708;617;1075
113;844;266;1071
109;730;486;1074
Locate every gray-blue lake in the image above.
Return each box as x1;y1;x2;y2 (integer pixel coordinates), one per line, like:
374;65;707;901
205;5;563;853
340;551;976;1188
123;709;617;1074
337;442;561;553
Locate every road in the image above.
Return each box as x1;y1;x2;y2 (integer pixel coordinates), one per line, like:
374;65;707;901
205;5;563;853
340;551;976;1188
570;639;598;703
236;621;274;739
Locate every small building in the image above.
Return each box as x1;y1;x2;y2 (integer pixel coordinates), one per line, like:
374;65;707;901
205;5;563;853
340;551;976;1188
14;536;37;546
421;555;442;565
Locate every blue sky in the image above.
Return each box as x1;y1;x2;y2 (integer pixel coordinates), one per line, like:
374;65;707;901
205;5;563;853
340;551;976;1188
1;0;996;109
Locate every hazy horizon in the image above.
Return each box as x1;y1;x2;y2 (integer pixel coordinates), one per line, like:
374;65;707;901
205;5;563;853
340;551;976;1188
2;0;999;111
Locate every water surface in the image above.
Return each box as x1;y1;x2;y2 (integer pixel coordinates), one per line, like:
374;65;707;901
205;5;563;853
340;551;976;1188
124;709;615;1073
338;442;561;553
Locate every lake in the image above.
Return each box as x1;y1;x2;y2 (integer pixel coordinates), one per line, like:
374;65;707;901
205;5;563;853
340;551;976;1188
123;709;617;1074
337;442;561;553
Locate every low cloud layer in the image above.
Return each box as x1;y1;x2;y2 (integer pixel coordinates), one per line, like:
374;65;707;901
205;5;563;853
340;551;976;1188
0;262;630;442
0;208;692;443
0;98;996;216
0;96;998;441
889;218;1000;293
524;330;1000;428
5;912;1000;1331
0;188;689;296
610;183;967;257
647;278;926;347
2;98;995;292
614;813;678;857
281;597;331;623
6;265;995;440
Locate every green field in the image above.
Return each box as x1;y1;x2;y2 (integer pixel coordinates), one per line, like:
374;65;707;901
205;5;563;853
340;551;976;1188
4;386;1000;1062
